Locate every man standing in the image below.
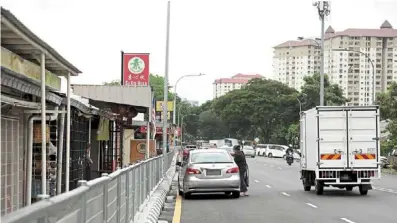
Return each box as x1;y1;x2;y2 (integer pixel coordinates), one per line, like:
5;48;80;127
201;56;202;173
233;145;249;196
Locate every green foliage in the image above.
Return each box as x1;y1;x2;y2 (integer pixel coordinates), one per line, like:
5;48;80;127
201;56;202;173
300;73;348;109
103;74;175;100
376;82;397;153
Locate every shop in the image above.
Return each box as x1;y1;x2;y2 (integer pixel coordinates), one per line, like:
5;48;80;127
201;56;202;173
1;7;82;215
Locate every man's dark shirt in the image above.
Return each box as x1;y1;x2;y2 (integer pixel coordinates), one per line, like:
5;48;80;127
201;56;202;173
234;151;247;171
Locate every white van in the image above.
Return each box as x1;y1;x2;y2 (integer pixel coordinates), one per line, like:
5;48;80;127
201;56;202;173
264;144;289;158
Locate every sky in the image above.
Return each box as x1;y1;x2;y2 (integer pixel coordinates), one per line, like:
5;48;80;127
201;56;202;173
2;0;397;103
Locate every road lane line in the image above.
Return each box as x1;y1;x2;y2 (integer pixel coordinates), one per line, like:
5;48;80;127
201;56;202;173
263;164;267;166
306;203;318;208
277;167;282;170
270;165;274;167
340;218;355;223
172;193;182;223
265;185;271;188
254;180;260;183
281;192;290;196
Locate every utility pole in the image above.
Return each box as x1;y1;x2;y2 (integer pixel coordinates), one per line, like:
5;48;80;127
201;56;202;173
162;1;171;163
314;1;330;106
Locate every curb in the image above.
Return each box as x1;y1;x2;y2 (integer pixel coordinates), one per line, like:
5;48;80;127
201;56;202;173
135;155;177;223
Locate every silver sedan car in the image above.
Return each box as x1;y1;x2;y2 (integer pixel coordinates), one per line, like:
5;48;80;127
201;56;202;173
177;149;240;199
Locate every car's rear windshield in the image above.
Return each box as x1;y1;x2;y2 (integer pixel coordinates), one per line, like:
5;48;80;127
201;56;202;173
190;152;232;163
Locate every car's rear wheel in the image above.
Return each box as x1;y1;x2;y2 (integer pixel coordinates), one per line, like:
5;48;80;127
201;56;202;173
231;191;240;198
177;179;184;196
251;156;255;158
346;186;353;191
268;153;273;158
184;192;192;199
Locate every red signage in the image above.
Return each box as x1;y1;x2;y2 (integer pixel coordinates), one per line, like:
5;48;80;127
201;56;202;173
122;53;149;86
140;126;164;134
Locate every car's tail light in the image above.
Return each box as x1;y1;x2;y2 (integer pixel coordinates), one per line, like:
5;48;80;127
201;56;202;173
186;168;201;175
226;167;239;174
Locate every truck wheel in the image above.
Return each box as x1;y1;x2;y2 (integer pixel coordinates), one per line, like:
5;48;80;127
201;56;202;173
315;181;324;195
359;186;368;195
346;186;353;191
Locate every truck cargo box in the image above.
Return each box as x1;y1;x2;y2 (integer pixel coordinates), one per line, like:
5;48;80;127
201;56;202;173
300;106;380;170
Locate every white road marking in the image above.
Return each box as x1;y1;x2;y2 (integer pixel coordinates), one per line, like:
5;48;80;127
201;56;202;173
277;167;282;170
281;192;290;196
306;203;318;208
265;185;271;188
263;164;267;166
254;180;260;183
373;186;397;194
340;218;355;223
270;165;274;168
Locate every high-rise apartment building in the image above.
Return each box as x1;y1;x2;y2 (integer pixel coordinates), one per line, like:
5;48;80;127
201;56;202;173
273;20;397;105
213;73;263;98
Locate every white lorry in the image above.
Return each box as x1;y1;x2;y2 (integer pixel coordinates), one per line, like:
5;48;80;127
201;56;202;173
300;106;381;195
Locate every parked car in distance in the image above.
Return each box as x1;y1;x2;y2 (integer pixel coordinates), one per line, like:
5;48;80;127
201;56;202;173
265;144;289;158
256;144;269;156
177;149;241;199
243;146;256;158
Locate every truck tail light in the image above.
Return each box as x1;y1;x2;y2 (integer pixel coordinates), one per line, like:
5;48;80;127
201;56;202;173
186;168;201;175
226;167;239;174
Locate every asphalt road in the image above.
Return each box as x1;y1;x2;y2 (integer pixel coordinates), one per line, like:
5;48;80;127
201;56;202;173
176;157;397;223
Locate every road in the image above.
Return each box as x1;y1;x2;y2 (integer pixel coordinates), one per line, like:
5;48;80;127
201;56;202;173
173;157;397;223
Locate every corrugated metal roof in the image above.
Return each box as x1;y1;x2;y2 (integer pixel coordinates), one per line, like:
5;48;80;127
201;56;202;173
1;7;81;75
72;85;152;108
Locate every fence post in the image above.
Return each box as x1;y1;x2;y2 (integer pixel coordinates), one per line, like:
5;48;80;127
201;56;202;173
37;194;50;223
102;173;109;223
78;180;88;223
125;168;130;223
116;170;121;223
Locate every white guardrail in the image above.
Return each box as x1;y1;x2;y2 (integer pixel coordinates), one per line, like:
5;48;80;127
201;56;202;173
2;150;177;223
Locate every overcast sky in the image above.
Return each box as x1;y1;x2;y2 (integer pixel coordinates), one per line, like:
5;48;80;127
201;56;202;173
2;0;397;103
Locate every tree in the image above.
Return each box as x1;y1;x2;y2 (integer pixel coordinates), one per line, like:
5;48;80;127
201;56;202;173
300;73;347;110
375;82;397;155
103;74;175;100
286;123;299;148
211;78;300;143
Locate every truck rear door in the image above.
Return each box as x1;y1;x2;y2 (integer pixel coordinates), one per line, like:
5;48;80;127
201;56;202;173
318;110;348;169
347;109;379;169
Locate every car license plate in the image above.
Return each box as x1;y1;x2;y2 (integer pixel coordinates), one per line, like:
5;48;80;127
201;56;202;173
206;169;221;176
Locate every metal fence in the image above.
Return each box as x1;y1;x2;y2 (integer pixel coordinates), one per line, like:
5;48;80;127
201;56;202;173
2;150;176;223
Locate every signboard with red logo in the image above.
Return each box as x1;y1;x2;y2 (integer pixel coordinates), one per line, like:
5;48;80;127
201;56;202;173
121;52;149;86
140;126;165;135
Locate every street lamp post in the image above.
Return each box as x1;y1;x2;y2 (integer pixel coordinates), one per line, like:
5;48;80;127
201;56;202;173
333;48;376;105
313;1;331;106
175;104;186;146
172;73;205;146
162;1;171;176
296;93;307;117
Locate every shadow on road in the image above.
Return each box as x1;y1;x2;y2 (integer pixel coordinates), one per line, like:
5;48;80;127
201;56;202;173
304;189;371;197
186;193;238;200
